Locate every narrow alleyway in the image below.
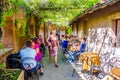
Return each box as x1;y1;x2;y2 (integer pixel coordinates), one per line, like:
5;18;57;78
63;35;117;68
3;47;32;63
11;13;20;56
1;0;120;80
30;47;81;80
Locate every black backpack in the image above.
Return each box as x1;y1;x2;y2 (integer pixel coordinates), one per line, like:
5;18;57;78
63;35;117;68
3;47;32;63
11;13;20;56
6;52;21;69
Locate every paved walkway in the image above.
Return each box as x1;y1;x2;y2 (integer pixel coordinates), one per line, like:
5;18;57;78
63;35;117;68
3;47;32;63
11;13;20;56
38;47;81;80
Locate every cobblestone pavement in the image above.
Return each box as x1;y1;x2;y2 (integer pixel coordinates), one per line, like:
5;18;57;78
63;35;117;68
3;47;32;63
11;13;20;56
36;47;81;80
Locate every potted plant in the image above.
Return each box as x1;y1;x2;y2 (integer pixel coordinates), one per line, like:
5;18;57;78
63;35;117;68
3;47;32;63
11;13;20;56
0;62;24;80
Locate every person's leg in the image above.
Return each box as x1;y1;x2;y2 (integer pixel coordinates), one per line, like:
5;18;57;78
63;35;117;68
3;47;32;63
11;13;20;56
49;55;52;63
67;51;75;62
49;47;52;63
54;47;58;67
37;63;44;76
69;51;74;60
54;55;58;67
72;51;82;62
73;51;81;57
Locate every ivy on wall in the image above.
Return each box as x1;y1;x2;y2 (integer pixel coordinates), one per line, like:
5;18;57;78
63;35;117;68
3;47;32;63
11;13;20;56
15;19;26;37
0;7;14;27
0;0;29;27
0;43;5;53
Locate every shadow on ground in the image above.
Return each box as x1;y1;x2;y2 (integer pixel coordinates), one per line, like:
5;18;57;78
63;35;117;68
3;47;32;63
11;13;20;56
37;47;81;80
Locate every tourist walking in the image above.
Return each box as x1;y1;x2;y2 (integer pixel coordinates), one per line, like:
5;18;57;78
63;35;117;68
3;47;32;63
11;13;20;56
46;29;59;67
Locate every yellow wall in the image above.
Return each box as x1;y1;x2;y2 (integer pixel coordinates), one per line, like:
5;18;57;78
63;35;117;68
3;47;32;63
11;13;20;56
13;8;27;51
28;16;36;37
72;23;77;35
1;8;27;51
76;11;120;36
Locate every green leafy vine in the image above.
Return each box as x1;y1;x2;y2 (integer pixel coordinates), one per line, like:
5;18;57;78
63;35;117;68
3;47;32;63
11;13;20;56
66;27;72;35
15;19;26;36
0;0;29;27
0;43;5;53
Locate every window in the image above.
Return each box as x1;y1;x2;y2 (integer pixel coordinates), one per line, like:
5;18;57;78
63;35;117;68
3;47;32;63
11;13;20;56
112;19;120;47
116;19;120;36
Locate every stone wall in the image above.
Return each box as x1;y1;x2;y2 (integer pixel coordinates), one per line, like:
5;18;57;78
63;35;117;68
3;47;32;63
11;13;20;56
72;8;120;75
27;16;36;37
1;8;27;51
72;1;120;37
14;8;27;51
2;20;14;48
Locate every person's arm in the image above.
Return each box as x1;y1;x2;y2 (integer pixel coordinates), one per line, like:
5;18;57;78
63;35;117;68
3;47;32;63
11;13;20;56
36;48;39;54
46;36;52;47
46;36;50;43
76;45;80;51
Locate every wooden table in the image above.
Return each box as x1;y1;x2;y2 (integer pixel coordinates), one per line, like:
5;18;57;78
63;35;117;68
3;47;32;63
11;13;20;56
111;68;120;79
102;68;120;80
80;52;100;71
69;46;76;52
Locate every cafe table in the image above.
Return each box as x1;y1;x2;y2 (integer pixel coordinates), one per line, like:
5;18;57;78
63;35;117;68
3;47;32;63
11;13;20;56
110;67;120;79
80;52;100;71
102;68;120;80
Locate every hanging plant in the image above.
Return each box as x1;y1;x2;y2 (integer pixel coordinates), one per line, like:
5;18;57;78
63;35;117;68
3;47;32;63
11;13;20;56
0;0;29;27
0;9;14;27
0;16;6;28
0;3;13;27
66;27;72;35
0;62;6;69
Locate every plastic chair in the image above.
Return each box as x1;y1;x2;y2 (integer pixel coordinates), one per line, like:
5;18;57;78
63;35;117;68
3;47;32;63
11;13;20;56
62;40;69;48
61;40;69;61
22;57;39;80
